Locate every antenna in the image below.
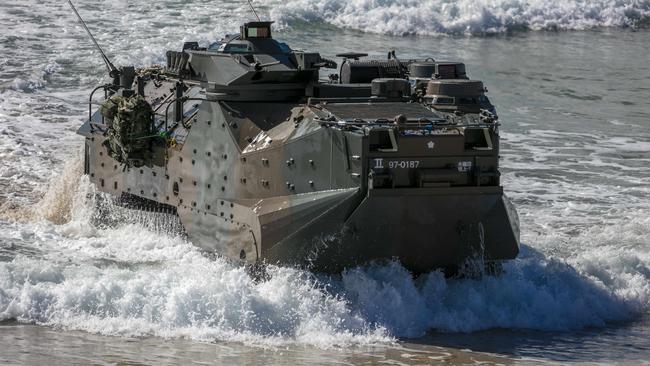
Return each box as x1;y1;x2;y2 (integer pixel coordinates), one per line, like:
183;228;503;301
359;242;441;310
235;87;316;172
246;0;261;21
66;0;119;77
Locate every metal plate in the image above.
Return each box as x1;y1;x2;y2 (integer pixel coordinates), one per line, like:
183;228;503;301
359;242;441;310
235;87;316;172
322;102;443;121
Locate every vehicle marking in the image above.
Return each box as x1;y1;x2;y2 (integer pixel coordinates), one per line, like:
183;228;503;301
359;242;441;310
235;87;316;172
388;160;420;169
457;161;473;172
374;158;384;169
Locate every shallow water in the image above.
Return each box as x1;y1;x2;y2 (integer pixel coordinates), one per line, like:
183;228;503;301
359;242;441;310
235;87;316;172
1;0;649;364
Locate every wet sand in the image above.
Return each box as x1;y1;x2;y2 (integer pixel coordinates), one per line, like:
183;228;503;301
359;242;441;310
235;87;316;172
0;322;534;366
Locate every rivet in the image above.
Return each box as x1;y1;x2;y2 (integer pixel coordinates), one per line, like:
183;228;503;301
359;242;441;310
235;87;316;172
309;180;314;186
290;184;295;190
140;190;144;194
309;160;314;165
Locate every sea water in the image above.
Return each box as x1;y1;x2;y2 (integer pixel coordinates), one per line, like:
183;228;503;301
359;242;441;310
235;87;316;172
1;0;649;364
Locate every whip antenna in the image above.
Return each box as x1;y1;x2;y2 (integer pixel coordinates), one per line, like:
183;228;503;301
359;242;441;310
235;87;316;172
246;0;261;21
66;0;118;77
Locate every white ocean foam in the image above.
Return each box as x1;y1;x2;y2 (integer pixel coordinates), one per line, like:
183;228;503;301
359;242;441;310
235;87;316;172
268;0;650;35
1;222;648;345
6;61;61;93
0;230;390;347
0;174;648;346
341;239;649;336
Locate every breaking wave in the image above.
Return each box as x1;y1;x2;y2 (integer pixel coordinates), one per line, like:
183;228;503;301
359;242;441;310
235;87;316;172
268;0;650;35
0;172;648;347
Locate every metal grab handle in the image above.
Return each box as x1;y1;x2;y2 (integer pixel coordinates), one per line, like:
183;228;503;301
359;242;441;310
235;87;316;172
88;84;113;123
163;97;215;132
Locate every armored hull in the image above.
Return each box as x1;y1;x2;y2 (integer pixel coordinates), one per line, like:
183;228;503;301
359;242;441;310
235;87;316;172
77;21;519;273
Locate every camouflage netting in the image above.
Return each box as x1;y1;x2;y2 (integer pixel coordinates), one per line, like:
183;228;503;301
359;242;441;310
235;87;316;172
136;65;164;78
100;95;155;168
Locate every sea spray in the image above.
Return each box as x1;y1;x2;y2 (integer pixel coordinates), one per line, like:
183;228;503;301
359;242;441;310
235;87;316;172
35;152;85;224
0;150;84;224
1;233;649;346
1;149;649;346
341;244;648;336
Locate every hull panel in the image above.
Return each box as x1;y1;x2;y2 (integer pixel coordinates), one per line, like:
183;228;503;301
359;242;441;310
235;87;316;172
252;187;519;273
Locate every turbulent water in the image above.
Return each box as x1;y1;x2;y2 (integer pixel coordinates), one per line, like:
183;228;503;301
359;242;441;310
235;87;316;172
1;0;649;364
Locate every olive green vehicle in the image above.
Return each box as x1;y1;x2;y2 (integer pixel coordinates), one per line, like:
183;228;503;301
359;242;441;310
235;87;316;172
77;21;519;273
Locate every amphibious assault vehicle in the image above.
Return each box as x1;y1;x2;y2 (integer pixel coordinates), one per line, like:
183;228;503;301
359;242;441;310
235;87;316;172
77;20;519;273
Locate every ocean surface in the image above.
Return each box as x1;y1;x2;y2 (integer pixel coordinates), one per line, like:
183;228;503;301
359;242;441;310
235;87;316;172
1;0;649;364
